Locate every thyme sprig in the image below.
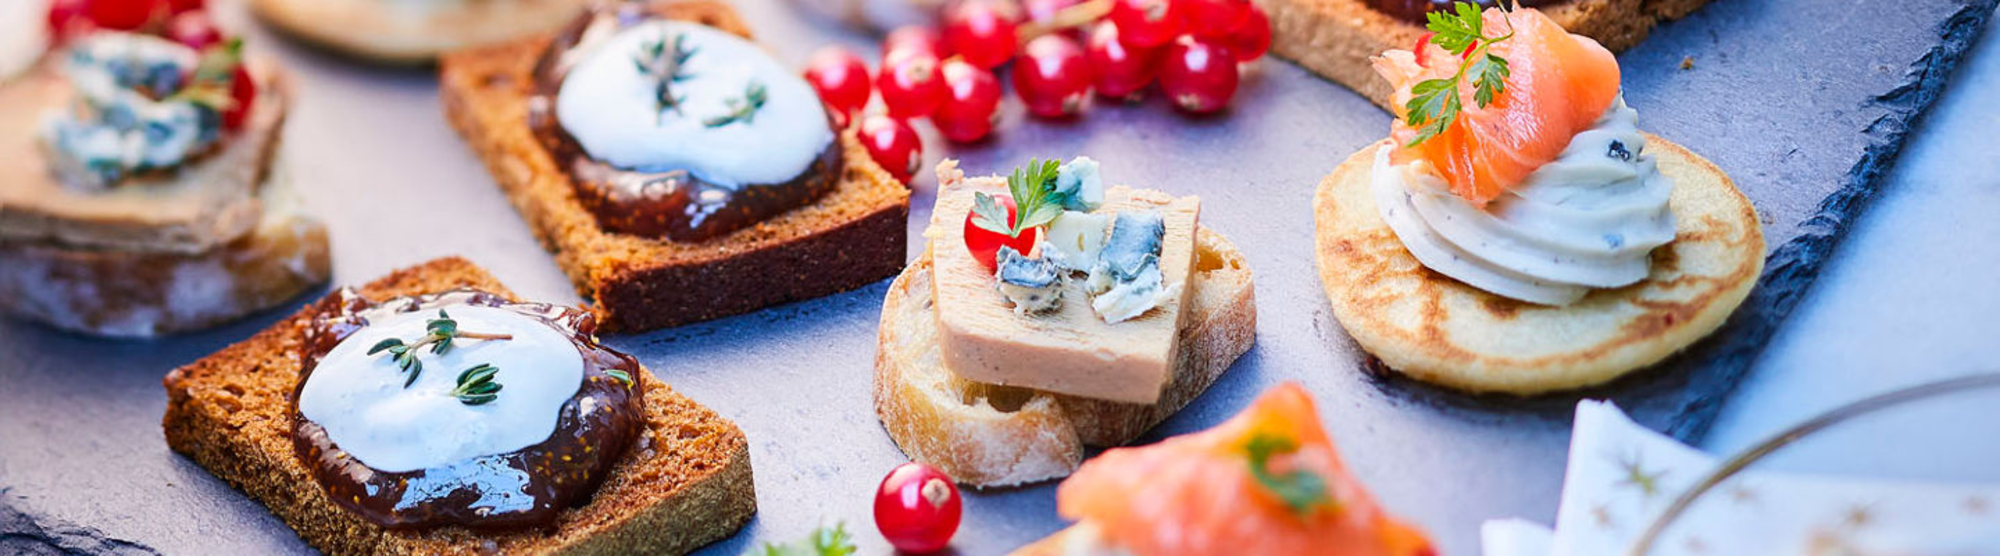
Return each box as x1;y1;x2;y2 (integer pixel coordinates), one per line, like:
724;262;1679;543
1402;2;1517;148
1245;431;1336;517
451;363;504;406
969;158;1068;239
634;32;697;122
365;310;513;387
703;80;769;128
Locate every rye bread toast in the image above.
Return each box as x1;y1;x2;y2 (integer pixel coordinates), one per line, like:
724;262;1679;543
1261;0;1712;109
162;257;757;555
874;225;1255;487
440;0;910;333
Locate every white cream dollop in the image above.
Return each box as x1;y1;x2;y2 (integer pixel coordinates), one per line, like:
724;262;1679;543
0;0;46;81
1372;95;1677;305
554;20;833;187
297;305;584;473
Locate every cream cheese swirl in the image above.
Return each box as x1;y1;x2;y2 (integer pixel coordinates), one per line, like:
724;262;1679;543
1371;95;1676;305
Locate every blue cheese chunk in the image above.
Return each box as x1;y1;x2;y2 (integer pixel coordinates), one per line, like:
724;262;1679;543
1043;211;1111;273
1054;156;1104;211
994;245;1065;315
1086;210;1172;323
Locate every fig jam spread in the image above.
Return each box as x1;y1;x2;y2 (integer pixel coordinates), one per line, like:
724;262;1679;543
1367;0;1566;24
291;288;644;530
526;5;844;243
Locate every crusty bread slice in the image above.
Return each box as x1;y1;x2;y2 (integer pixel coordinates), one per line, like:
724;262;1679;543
1260;0;1711;109
440;0;911;333
1314;137;1763;395
162;257;757;555
874;226;1255;488
249;0;595;64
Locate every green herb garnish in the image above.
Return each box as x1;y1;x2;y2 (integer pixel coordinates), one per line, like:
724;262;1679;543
450;363;504;406
604;369;634;389
635;32;697;122
754;523;856;556
365;310;513;387
1402;1;1516;148
703;80;769;128
1245;432;1336;517
167;38;244;112
970;158;1069;239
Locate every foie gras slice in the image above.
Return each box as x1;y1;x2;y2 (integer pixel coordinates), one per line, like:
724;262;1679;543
0;59;287;254
926;172;1199;405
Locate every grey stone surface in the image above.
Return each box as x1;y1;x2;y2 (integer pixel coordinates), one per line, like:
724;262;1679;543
0;1;1992;555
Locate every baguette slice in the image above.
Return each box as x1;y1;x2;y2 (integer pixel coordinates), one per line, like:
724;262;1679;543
250;0;595;64
1261;0;1711;109
874;226;1255;488
163;257;757;555
441;0;910;333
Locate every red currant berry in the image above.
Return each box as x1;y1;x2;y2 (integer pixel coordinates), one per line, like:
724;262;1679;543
1086;22;1162;100
961;196;1039;272
803;46;872;117
224;64;256;131
1183;0;1249;36
166;10;221;51
165;0;203;14
1107;0;1184;48
858;114;922;185
47;0;93;41
1159;34;1238;114
934;58;1001;143
878;49;946;118
1221;3;1271;61
87;0;158;31
1011;34;1091;118
941;1;1019;70
873;463;962;554
883;25;942;59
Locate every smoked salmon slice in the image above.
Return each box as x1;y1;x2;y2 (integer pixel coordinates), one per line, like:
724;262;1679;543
1055;383;1434;556
1374;7;1622;206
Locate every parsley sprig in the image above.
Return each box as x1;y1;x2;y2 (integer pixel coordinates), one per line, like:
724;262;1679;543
450;363;504;406
365;310;513;388
755;522;856;556
970;158;1069;239
1402;2;1516;148
1245;432;1336;517
166;38;244;113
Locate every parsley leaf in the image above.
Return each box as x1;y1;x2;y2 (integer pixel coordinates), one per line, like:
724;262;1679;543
756;523;857;556
1399;1;1517;149
1470;52;1510;107
974;158;1074;239
1245;432;1335;517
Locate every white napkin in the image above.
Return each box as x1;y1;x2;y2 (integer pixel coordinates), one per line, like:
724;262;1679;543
1483;401;2000;556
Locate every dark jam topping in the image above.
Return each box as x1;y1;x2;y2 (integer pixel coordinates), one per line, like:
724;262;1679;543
291;288;645;530
526;4;845;243
1367;0;1567;24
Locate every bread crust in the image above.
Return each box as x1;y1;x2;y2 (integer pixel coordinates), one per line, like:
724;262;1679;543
249;0;596;64
1313;137;1763;395
1260;0;1712;109
162;257;757;555
439;0;911;333
874;226;1256;487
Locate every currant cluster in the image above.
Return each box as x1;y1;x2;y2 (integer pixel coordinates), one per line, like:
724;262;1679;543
46;0;258;130
800;0;1272;185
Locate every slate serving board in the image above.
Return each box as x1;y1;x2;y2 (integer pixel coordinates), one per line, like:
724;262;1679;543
1;0;1993;554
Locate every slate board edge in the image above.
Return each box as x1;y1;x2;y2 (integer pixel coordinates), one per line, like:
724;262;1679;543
1666;0;2000;442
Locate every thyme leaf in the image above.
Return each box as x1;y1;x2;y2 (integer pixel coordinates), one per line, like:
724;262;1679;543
451;363;503;406
703;80;769;128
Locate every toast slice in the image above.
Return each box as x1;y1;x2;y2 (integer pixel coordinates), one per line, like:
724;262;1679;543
441;0;910;333
874;227;1255;487
1261;0;1712;109
249;0;595;65
162;257;757;555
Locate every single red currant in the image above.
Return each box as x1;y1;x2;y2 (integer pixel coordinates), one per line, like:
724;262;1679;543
166;10;221;51
224;64;256;131
1107;0;1184;48
1184;0;1250;36
87;0;158;31
933;58;1002;143
878;49;946;118
165;0;203;14
802;46;872;117
883;25;943;59
858;114;922;185
940;0;1019;70
1086;22;1163;100
961;196;1040;272
47;0;93;42
1159;34;1238;114
874;462;962;553
1011;34;1091;118
1221;3;1271;61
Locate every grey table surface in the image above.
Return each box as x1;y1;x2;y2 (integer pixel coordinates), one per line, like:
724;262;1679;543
3;0;1999;555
